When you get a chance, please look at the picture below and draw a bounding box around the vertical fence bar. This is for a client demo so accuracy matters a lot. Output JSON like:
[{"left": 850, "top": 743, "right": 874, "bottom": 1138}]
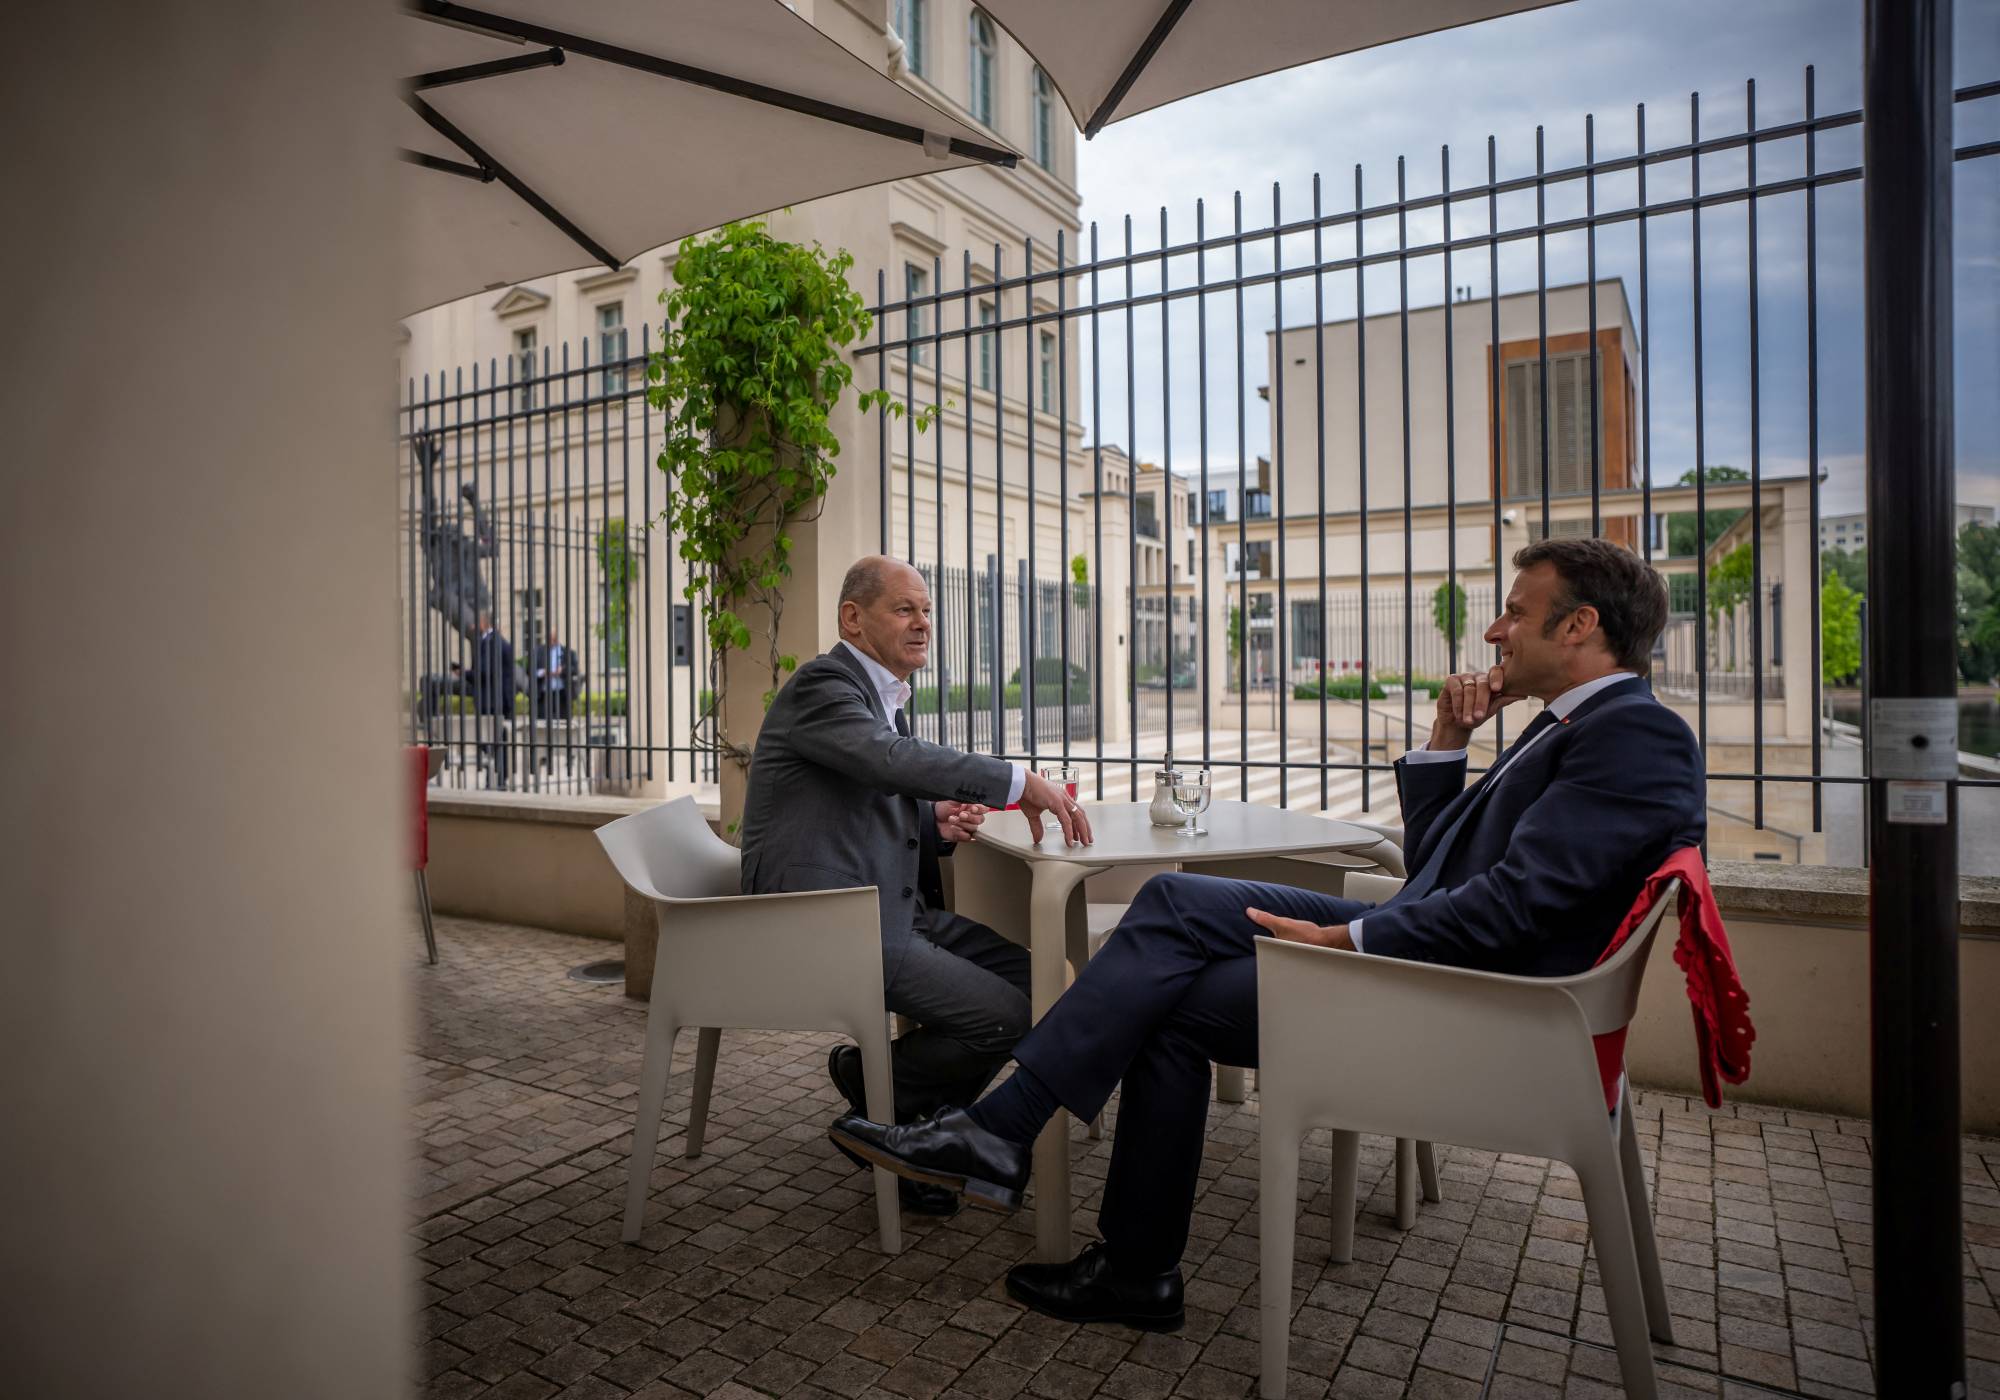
[
  {"left": 933, "top": 252, "right": 946, "bottom": 744},
  {"left": 406, "top": 381, "right": 419, "bottom": 746},
  {"left": 1747, "top": 78, "right": 1765, "bottom": 828},
  {"left": 1160, "top": 211, "right": 1174, "bottom": 772},
  {"left": 1234, "top": 191, "right": 1249, "bottom": 799},
  {"left": 1489, "top": 136, "right": 1507, "bottom": 764},
  {"left": 1806, "top": 67, "right": 1823, "bottom": 831},
  {"left": 1534, "top": 126, "right": 1551, "bottom": 540},
  {"left": 1089, "top": 225, "right": 1105, "bottom": 795},
  {"left": 1691, "top": 91, "right": 1710, "bottom": 757},
  {"left": 1024, "top": 235, "right": 1038, "bottom": 765},
  {"left": 1126, "top": 218, "right": 1139, "bottom": 793},
  {"left": 1397, "top": 158, "right": 1414, "bottom": 752},
  {"left": 641, "top": 322, "right": 653, "bottom": 782},
  {"left": 878, "top": 268, "right": 888, "bottom": 552},
  {"left": 1443, "top": 149, "right": 1460, "bottom": 686},
  {"left": 1313, "top": 176, "right": 1329, "bottom": 808},
  {"left": 1198, "top": 197, "right": 1213, "bottom": 779},
  {"left": 1272, "top": 184, "right": 1288, "bottom": 804},
  {"left": 906, "top": 261, "right": 918, "bottom": 566},
  {"left": 994, "top": 243, "right": 1007, "bottom": 759},
  {"left": 1355, "top": 167, "right": 1372, "bottom": 806},
  {"left": 1639, "top": 103, "right": 1654, "bottom": 567},
  {"left": 965, "top": 249, "right": 978, "bottom": 757},
  {"left": 1587, "top": 113, "right": 1602, "bottom": 536},
  {"left": 1057, "top": 230, "right": 1072, "bottom": 763}
]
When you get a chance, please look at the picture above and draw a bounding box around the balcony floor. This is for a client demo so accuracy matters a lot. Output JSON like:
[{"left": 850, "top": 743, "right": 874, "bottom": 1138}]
[{"left": 412, "top": 918, "right": 2000, "bottom": 1400}]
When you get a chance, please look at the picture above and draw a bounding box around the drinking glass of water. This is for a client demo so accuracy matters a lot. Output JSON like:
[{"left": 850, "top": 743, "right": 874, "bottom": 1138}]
[
  {"left": 1171, "top": 769, "right": 1211, "bottom": 836},
  {"left": 1040, "top": 764, "right": 1081, "bottom": 801}
]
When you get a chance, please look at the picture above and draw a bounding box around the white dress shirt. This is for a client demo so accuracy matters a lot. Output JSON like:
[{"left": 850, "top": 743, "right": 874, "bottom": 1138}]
[
  {"left": 1349, "top": 670, "right": 1641, "bottom": 951},
  {"left": 838, "top": 640, "right": 1027, "bottom": 806}
]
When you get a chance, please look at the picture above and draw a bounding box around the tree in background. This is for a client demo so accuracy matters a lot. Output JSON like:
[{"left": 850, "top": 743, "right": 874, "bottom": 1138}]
[
  {"left": 1821, "top": 545, "right": 1866, "bottom": 595},
  {"left": 1070, "top": 553, "right": 1088, "bottom": 587},
  {"left": 595, "top": 518, "right": 632, "bottom": 670},
  {"left": 1431, "top": 579, "right": 1469, "bottom": 653},
  {"left": 1667, "top": 465, "right": 1749, "bottom": 557},
  {"left": 1821, "top": 570, "right": 1861, "bottom": 686},
  {"left": 1705, "top": 541, "right": 1756, "bottom": 669},
  {"left": 1958, "top": 522, "right": 2000, "bottom": 684}
]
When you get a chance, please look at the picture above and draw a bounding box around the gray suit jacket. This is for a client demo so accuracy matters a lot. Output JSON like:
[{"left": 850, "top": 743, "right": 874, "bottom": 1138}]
[{"left": 738, "top": 645, "right": 1015, "bottom": 979}]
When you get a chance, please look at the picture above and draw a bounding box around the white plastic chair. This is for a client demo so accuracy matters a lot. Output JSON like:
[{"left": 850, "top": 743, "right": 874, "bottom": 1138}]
[
  {"left": 1254, "top": 879, "right": 1682, "bottom": 1400},
  {"left": 596, "top": 797, "right": 902, "bottom": 1255}
]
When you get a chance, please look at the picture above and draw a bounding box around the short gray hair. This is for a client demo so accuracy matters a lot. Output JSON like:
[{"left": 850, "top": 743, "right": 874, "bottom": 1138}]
[{"left": 838, "top": 555, "right": 913, "bottom": 610}]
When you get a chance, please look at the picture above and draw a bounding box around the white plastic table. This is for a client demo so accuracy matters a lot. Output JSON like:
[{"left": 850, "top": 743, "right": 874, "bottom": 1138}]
[{"left": 951, "top": 800, "right": 1384, "bottom": 1261}]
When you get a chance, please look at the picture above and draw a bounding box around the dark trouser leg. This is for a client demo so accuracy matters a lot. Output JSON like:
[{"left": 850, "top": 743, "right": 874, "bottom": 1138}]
[
  {"left": 1097, "top": 955, "right": 1260, "bottom": 1273},
  {"left": 884, "top": 910, "right": 1031, "bottom": 1123},
  {"left": 1012, "top": 872, "right": 1367, "bottom": 1123}
]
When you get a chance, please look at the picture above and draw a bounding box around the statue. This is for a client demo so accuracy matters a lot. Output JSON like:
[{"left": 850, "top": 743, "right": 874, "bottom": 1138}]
[{"left": 415, "top": 432, "right": 526, "bottom": 697}]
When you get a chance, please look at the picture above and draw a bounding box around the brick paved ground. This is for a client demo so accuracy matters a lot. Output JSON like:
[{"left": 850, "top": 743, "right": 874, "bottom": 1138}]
[{"left": 412, "top": 918, "right": 2000, "bottom": 1399}]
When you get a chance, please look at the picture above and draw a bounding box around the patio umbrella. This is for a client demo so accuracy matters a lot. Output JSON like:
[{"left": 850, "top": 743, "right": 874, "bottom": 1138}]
[
  {"left": 970, "top": 0, "right": 1570, "bottom": 138},
  {"left": 399, "top": 0, "right": 1019, "bottom": 312}
]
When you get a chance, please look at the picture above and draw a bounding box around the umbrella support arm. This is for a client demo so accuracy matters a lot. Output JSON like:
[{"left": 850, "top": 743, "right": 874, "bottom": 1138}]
[
  {"left": 412, "top": 47, "right": 566, "bottom": 92},
  {"left": 1082, "top": 0, "right": 1192, "bottom": 139},
  {"left": 410, "top": 0, "right": 1018, "bottom": 167},
  {"left": 404, "top": 92, "right": 622, "bottom": 271}
]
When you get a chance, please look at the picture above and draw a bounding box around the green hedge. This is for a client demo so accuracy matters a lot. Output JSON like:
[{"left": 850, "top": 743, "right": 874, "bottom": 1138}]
[
  {"left": 1291, "top": 675, "right": 1443, "bottom": 702},
  {"left": 910, "top": 679, "right": 1092, "bottom": 715},
  {"left": 428, "top": 690, "right": 629, "bottom": 718}
]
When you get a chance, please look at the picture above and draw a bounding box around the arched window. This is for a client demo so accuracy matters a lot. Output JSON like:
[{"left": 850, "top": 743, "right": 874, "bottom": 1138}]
[
  {"left": 968, "top": 10, "right": 995, "bottom": 128},
  {"left": 1032, "top": 66, "right": 1054, "bottom": 167}
]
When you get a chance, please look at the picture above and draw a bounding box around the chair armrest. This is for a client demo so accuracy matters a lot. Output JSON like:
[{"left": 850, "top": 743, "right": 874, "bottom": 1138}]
[
  {"left": 640, "top": 884, "right": 888, "bottom": 1032},
  {"left": 1344, "top": 871, "right": 1406, "bottom": 905},
  {"left": 1252, "top": 935, "right": 1612, "bottom": 1159}
]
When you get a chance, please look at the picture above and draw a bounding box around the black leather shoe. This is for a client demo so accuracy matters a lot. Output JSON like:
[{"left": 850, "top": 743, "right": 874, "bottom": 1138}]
[
  {"left": 1005, "top": 1242, "right": 1184, "bottom": 1331},
  {"left": 828, "top": 1047, "right": 959, "bottom": 1217},
  {"left": 899, "top": 1180, "right": 960, "bottom": 1217},
  {"left": 828, "top": 1044, "right": 867, "bottom": 1116},
  {"left": 828, "top": 1107, "right": 1030, "bottom": 1213}
]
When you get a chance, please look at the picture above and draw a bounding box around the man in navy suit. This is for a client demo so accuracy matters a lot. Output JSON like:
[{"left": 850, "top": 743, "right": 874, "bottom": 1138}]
[
  {"left": 472, "top": 613, "right": 515, "bottom": 787},
  {"left": 831, "top": 538, "right": 1706, "bottom": 1331}
]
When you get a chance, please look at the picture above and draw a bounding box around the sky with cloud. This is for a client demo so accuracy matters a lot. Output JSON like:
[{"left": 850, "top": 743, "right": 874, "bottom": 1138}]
[{"left": 1061, "top": 0, "right": 2000, "bottom": 517}]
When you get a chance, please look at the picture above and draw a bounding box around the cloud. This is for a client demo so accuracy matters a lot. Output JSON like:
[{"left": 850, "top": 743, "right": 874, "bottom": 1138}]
[{"left": 1060, "top": 0, "right": 2000, "bottom": 519}]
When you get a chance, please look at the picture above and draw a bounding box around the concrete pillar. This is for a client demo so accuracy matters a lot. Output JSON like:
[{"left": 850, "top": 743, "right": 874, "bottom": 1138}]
[{"left": 0, "top": 4, "right": 407, "bottom": 1397}]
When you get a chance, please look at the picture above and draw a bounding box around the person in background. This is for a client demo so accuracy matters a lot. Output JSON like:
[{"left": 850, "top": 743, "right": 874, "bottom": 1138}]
[{"left": 471, "top": 613, "right": 514, "bottom": 787}]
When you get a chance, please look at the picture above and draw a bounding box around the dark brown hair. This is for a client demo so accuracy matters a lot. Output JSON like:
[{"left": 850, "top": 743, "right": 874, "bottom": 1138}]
[{"left": 1512, "top": 537, "right": 1669, "bottom": 672}]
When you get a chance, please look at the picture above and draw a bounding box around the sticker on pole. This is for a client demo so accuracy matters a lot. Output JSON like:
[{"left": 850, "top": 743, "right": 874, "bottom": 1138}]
[
  {"left": 1884, "top": 780, "right": 1949, "bottom": 826},
  {"left": 1868, "top": 697, "right": 1959, "bottom": 780}
]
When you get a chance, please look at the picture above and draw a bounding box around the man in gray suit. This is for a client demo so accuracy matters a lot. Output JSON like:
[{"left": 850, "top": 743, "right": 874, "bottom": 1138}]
[{"left": 740, "top": 556, "right": 1089, "bottom": 1212}]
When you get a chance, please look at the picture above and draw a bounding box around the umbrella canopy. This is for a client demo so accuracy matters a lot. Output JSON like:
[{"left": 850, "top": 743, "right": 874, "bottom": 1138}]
[
  {"left": 971, "top": 0, "right": 1569, "bottom": 138},
  {"left": 399, "top": 0, "right": 1017, "bottom": 313}
]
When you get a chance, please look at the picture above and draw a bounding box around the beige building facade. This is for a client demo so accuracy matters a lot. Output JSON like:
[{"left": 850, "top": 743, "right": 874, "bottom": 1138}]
[{"left": 394, "top": 0, "right": 1114, "bottom": 786}]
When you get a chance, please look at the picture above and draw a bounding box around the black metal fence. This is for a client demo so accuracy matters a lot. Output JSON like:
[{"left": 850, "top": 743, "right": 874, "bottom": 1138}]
[
  {"left": 914, "top": 561, "right": 1095, "bottom": 753},
  {"left": 855, "top": 65, "right": 2000, "bottom": 855},
  {"left": 401, "top": 329, "right": 717, "bottom": 794}
]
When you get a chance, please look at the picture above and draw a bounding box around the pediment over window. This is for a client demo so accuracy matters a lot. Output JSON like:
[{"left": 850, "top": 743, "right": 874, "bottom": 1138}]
[{"left": 490, "top": 285, "right": 552, "bottom": 317}]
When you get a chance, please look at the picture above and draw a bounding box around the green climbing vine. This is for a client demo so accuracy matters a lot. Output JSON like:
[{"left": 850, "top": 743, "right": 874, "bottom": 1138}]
[{"left": 649, "top": 219, "right": 935, "bottom": 766}]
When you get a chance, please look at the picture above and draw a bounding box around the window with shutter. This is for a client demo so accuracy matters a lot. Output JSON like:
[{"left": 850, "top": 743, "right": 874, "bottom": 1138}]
[{"left": 1504, "top": 351, "right": 1602, "bottom": 499}]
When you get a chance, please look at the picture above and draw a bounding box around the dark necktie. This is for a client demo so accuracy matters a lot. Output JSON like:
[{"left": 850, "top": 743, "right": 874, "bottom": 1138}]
[
  {"left": 1400, "top": 707, "right": 1560, "bottom": 899},
  {"left": 893, "top": 708, "right": 911, "bottom": 738}
]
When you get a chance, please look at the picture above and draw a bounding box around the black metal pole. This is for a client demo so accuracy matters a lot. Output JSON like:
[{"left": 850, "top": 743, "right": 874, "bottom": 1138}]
[{"left": 1864, "top": 0, "right": 1963, "bottom": 1392}]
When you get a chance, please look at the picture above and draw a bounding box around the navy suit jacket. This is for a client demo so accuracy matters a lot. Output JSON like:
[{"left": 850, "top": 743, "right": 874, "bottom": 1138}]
[
  {"left": 1358, "top": 676, "right": 1705, "bottom": 978},
  {"left": 472, "top": 630, "right": 515, "bottom": 715}
]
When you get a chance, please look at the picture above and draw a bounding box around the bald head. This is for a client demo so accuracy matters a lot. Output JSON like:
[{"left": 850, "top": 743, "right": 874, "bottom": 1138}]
[{"left": 837, "top": 555, "right": 932, "bottom": 678}]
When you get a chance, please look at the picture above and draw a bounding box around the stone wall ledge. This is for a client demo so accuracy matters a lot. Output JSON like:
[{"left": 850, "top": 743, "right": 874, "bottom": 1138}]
[
  {"left": 426, "top": 789, "right": 719, "bottom": 829},
  {"left": 1707, "top": 858, "right": 2000, "bottom": 933}
]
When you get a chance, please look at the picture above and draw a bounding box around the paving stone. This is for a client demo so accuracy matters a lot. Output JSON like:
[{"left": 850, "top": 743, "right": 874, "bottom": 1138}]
[{"left": 403, "top": 918, "right": 1990, "bottom": 1400}]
